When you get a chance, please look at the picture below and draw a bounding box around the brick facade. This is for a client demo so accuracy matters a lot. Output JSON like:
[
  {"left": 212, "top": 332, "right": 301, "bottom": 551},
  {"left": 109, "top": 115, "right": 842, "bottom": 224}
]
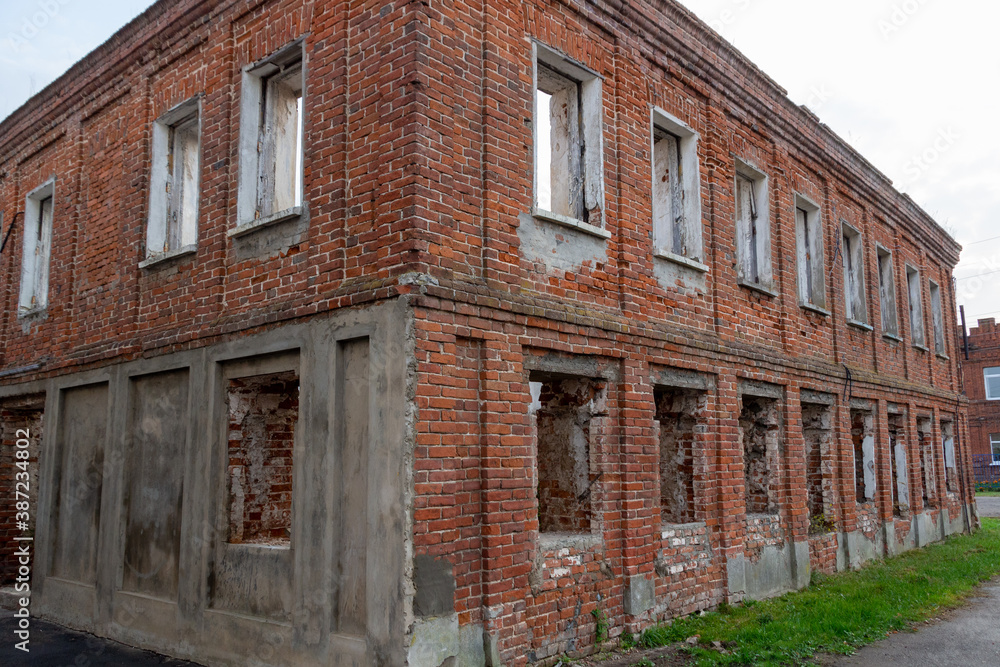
[
  {"left": 960, "top": 318, "right": 1000, "bottom": 480},
  {"left": 0, "top": 0, "right": 974, "bottom": 665}
]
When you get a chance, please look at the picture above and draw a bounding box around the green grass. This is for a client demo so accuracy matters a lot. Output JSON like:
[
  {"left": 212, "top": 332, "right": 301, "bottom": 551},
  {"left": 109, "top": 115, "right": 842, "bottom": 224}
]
[
  {"left": 638, "top": 518, "right": 1000, "bottom": 666},
  {"left": 976, "top": 491, "right": 1000, "bottom": 497}
]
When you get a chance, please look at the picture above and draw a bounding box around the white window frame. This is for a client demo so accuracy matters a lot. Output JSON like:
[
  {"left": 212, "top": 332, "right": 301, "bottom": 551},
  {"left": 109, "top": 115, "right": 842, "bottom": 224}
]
[
  {"left": 532, "top": 42, "right": 605, "bottom": 237},
  {"left": 651, "top": 108, "right": 704, "bottom": 268},
  {"left": 144, "top": 96, "right": 201, "bottom": 266},
  {"left": 906, "top": 264, "right": 926, "bottom": 349},
  {"left": 19, "top": 179, "right": 55, "bottom": 315},
  {"left": 235, "top": 39, "right": 305, "bottom": 234},
  {"left": 795, "top": 194, "right": 825, "bottom": 311},
  {"left": 929, "top": 279, "right": 946, "bottom": 356},
  {"left": 985, "top": 367, "right": 1000, "bottom": 401},
  {"left": 991, "top": 434, "right": 1000, "bottom": 465},
  {"left": 876, "top": 245, "right": 899, "bottom": 338},
  {"left": 841, "top": 222, "right": 868, "bottom": 327},
  {"left": 734, "top": 160, "right": 773, "bottom": 293}
]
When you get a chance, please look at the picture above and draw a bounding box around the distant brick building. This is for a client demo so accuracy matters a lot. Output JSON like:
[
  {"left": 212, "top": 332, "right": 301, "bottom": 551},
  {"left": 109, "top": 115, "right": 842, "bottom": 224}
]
[
  {"left": 0, "top": 0, "right": 974, "bottom": 665},
  {"left": 960, "top": 318, "right": 1000, "bottom": 482}
]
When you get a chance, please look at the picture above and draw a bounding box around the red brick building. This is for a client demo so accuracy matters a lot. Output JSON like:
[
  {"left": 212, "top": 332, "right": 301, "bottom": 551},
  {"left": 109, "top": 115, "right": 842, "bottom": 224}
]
[
  {"left": 0, "top": 0, "right": 973, "bottom": 665},
  {"left": 960, "top": 318, "right": 1000, "bottom": 482}
]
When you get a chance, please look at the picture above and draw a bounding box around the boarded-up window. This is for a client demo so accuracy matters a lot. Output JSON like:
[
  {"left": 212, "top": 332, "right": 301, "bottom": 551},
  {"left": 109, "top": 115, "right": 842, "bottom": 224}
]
[
  {"left": 533, "top": 45, "right": 604, "bottom": 227},
  {"left": 907, "top": 265, "right": 926, "bottom": 347},
  {"left": 941, "top": 420, "right": 957, "bottom": 492},
  {"left": 842, "top": 224, "right": 867, "bottom": 324},
  {"left": 851, "top": 409, "right": 876, "bottom": 502},
  {"left": 19, "top": 182, "right": 54, "bottom": 313},
  {"left": 929, "top": 280, "right": 945, "bottom": 355},
  {"left": 877, "top": 247, "right": 899, "bottom": 336},
  {"left": 887, "top": 411, "right": 909, "bottom": 517},
  {"left": 918, "top": 416, "right": 936, "bottom": 507},
  {"left": 146, "top": 98, "right": 200, "bottom": 258},
  {"left": 735, "top": 162, "right": 771, "bottom": 289},
  {"left": 652, "top": 111, "right": 702, "bottom": 263},
  {"left": 795, "top": 198, "right": 825, "bottom": 309}
]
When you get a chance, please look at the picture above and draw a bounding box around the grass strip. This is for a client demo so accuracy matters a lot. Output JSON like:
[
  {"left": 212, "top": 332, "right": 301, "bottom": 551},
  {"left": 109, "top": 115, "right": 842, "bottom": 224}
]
[
  {"left": 975, "top": 491, "right": 1000, "bottom": 497},
  {"left": 637, "top": 518, "right": 1000, "bottom": 666}
]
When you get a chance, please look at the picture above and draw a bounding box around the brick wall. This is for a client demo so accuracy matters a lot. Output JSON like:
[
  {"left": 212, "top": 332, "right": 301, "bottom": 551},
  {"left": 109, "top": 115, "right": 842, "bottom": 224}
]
[
  {"left": 960, "top": 318, "right": 1000, "bottom": 473},
  {"left": 0, "top": 0, "right": 974, "bottom": 665}
]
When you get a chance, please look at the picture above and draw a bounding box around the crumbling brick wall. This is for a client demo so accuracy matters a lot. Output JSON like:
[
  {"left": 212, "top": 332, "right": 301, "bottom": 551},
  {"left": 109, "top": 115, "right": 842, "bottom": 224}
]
[
  {"left": 0, "top": 397, "right": 43, "bottom": 585},
  {"left": 227, "top": 371, "right": 298, "bottom": 545}
]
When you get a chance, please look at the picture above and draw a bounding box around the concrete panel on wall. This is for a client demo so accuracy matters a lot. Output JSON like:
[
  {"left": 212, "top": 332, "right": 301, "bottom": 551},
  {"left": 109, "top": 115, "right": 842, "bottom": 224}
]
[
  {"left": 337, "top": 337, "right": 370, "bottom": 637},
  {"left": 122, "top": 369, "right": 189, "bottom": 600},
  {"left": 51, "top": 383, "right": 109, "bottom": 584}
]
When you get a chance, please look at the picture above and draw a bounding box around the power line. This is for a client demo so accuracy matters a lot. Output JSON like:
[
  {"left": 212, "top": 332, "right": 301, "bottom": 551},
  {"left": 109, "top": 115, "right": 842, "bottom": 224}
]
[
  {"left": 956, "top": 268, "right": 1000, "bottom": 281},
  {"left": 967, "top": 234, "right": 1000, "bottom": 246}
]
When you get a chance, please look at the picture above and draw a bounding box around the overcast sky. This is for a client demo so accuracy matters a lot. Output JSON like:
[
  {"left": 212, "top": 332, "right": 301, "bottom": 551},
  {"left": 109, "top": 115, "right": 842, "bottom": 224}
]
[{"left": 2, "top": 0, "right": 997, "bottom": 324}]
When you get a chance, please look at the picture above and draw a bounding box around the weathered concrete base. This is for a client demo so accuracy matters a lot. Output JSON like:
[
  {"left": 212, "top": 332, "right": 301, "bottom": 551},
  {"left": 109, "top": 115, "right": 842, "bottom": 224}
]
[
  {"left": 3, "top": 300, "right": 414, "bottom": 667},
  {"left": 840, "top": 529, "right": 883, "bottom": 570},
  {"left": 726, "top": 540, "right": 810, "bottom": 601}
]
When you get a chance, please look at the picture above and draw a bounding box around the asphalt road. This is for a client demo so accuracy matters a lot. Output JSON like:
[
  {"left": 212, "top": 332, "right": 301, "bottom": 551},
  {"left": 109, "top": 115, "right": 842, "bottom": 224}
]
[{"left": 0, "top": 609, "right": 203, "bottom": 666}]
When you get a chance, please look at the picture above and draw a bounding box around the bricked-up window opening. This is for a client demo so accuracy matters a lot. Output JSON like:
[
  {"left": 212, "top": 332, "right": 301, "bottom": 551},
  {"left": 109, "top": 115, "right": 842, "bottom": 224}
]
[
  {"left": 735, "top": 161, "right": 772, "bottom": 290},
  {"left": 237, "top": 41, "right": 305, "bottom": 226},
  {"left": 929, "top": 281, "right": 946, "bottom": 355},
  {"left": 531, "top": 376, "right": 605, "bottom": 534},
  {"left": 740, "top": 395, "right": 781, "bottom": 515},
  {"left": 918, "top": 416, "right": 936, "bottom": 507},
  {"left": 652, "top": 110, "right": 703, "bottom": 263},
  {"left": 0, "top": 397, "right": 44, "bottom": 586},
  {"left": 851, "top": 409, "right": 876, "bottom": 503},
  {"left": 146, "top": 98, "right": 200, "bottom": 259},
  {"left": 941, "top": 420, "right": 957, "bottom": 493},
  {"left": 802, "top": 403, "right": 833, "bottom": 532},
  {"left": 19, "top": 181, "right": 54, "bottom": 313},
  {"left": 655, "top": 387, "right": 704, "bottom": 524},
  {"left": 877, "top": 247, "right": 899, "bottom": 337},
  {"left": 842, "top": 223, "right": 867, "bottom": 325},
  {"left": 991, "top": 434, "right": 1000, "bottom": 465},
  {"left": 906, "top": 265, "right": 926, "bottom": 348},
  {"left": 795, "top": 197, "right": 825, "bottom": 309},
  {"left": 533, "top": 44, "right": 604, "bottom": 228},
  {"left": 985, "top": 367, "right": 1000, "bottom": 400},
  {"left": 226, "top": 370, "right": 298, "bottom": 545},
  {"left": 887, "top": 412, "right": 909, "bottom": 518}
]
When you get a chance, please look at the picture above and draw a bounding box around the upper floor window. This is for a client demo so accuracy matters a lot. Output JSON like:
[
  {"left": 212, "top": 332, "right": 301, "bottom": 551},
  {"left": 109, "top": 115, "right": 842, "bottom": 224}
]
[
  {"left": 929, "top": 280, "right": 945, "bottom": 355},
  {"left": 651, "top": 110, "right": 703, "bottom": 265},
  {"left": 795, "top": 196, "right": 825, "bottom": 310},
  {"left": 985, "top": 367, "right": 1000, "bottom": 400},
  {"left": 237, "top": 40, "right": 304, "bottom": 229},
  {"left": 19, "top": 180, "right": 54, "bottom": 314},
  {"left": 734, "top": 160, "right": 772, "bottom": 291},
  {"left": 841, "top": 223, "right": 867, "bottom": 326},
  {"left": 146, "top": 97, "right": 200, "bottom": 262},
  {"left": 876, "top": 246, "right": 899, "bottom": 337},
  {"left": 533, "top": 43, "right": 604, "bottom": 231},
  {"left": 906, "top": 265, "right": 926, "bottom": 348}
]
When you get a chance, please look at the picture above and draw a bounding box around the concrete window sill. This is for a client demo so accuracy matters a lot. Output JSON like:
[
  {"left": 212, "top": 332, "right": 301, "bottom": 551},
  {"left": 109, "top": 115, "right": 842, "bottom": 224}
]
[
  {"left": 800, "top": 302, "right": 830, "bottom": 317},
  {"left": 139, "top": 244, "right": 197, "bottom": 269},
  {"left": 847, "top": 319, "right": 873, "bottom": 332},
  {"left": 912, "top": 343, "right": 930, "bottom": 353},
  {"left": 936, "top": 352, "right": 950, "bottom": 361},
  {"left": 532, "top": 208, "right": 611, "bottom": 240},
  {"left": 229, "top": 206, "right": 303, "bottom": 239},
  {"left": 538, "top": 533, "right": 602, "bottom": 552},
  {"left": 654, "top": 250, "right": 710, "bottom": 274},
  {"left": 738, "top": 279, "right": 778, "bottom": 299},
  {"left": 17, "top": 306, "right": 47, "bottom": 320},
  {"left": 883, "top": 332, "right": 903, "bottom": 343}
]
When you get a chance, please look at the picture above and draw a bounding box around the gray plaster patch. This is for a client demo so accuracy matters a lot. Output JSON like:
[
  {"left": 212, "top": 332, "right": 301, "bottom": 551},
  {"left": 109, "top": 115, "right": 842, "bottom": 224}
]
[
  {"left": 516, "top": 212, "right": 607, "bottom": 275},
  {"left": 408, "top": 614, "right": 459, "bottom": 667},
  {"left": 413, "top": 555, "right": 456, "bottom": 618},
  {"left": 624, "top": 575, "right": 655, "bottom": 616}
]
